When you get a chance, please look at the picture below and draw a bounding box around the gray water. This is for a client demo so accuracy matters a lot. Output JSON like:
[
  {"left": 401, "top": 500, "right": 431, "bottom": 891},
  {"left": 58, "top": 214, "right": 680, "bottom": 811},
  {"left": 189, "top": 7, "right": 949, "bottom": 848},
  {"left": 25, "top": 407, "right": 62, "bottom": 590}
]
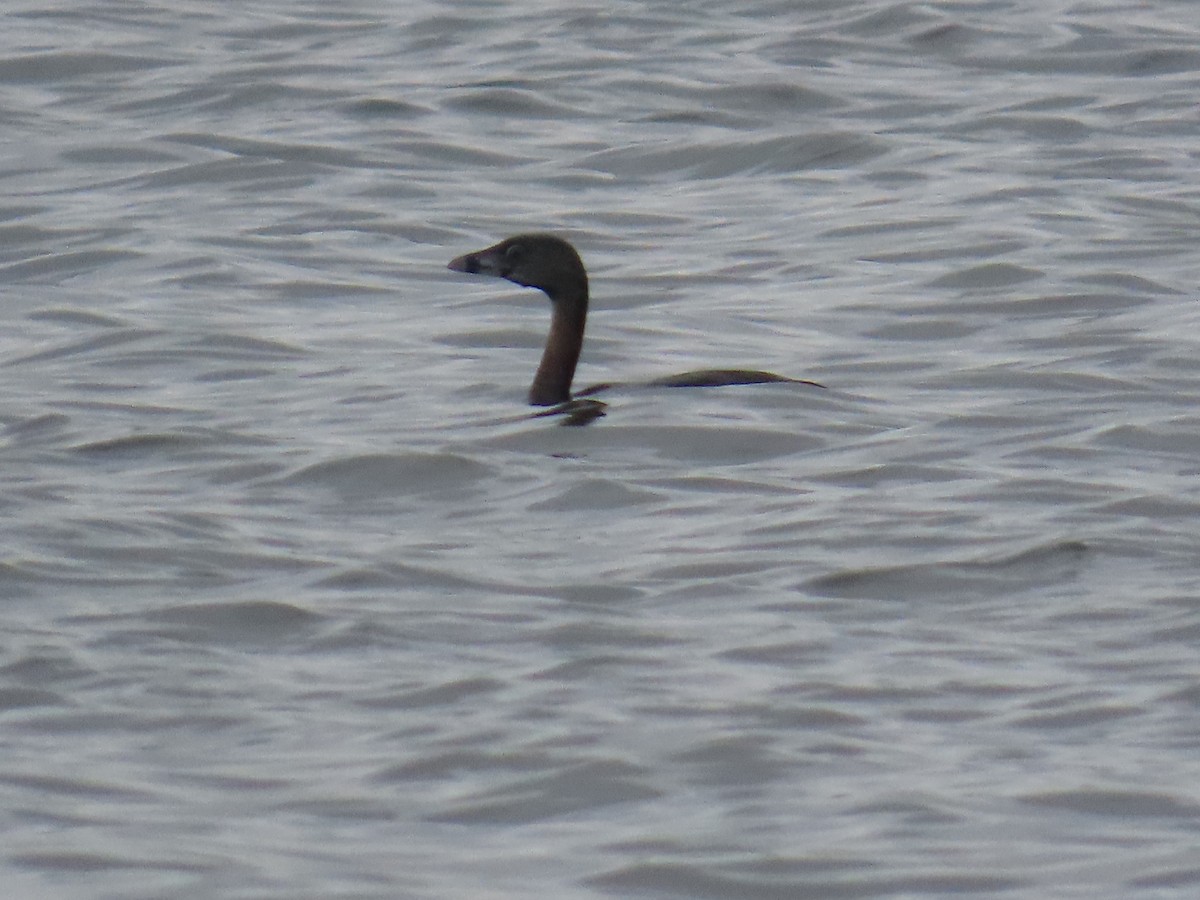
[{"left": 3, "top": 1, "right": 1200, "bottom": 897}]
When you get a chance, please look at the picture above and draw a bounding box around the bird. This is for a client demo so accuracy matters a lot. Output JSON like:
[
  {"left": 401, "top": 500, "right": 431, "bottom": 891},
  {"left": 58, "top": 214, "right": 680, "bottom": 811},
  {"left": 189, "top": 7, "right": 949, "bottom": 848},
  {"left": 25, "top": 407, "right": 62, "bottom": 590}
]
[{"left": 447, "top": 233, "right": 823, "bottom": 408}]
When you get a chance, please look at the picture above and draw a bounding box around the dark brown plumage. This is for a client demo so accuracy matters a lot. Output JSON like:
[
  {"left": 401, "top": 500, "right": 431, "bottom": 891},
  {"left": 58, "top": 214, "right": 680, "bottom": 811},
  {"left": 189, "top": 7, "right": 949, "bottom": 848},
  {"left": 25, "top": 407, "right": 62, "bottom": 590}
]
[{"left": 448, "top": 234, "right": 822, "bottom": 406}]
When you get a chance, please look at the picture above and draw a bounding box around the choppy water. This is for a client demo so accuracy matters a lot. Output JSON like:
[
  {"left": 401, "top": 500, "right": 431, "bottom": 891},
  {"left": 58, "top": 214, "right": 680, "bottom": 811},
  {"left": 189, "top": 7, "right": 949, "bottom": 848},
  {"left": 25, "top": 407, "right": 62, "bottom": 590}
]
[{"left": 3, "top": 1, "right": 1200, "bottom": 897}]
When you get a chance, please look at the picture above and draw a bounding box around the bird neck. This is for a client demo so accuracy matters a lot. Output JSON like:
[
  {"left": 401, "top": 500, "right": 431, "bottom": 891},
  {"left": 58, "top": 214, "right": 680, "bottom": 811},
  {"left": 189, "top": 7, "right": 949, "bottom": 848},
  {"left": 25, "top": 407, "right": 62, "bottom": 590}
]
[{"left": 529, "top": 286, "right": 587, "bottom": 406}]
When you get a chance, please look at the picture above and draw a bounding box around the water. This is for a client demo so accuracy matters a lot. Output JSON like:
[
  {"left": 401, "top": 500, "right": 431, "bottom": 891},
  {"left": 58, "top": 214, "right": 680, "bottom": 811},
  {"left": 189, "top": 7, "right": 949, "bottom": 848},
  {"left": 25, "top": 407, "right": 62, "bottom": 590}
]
[{"left": 3, "top": 1, "right": 1200, "bottom": 897}]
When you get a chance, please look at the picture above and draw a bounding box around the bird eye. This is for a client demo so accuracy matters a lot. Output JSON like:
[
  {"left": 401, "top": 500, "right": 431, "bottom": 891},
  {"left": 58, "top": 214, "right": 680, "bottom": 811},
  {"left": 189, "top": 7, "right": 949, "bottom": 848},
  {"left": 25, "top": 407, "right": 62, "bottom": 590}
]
[{"left": 504, "top": 243, "right": 524, "bottom": 262}]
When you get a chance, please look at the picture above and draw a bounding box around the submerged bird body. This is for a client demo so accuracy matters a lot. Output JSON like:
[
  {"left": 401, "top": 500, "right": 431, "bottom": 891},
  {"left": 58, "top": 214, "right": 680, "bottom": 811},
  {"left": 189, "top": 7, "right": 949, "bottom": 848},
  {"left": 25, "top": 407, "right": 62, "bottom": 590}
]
[{"left": 447, "top": 233, "right": 821, "bottom": 407}]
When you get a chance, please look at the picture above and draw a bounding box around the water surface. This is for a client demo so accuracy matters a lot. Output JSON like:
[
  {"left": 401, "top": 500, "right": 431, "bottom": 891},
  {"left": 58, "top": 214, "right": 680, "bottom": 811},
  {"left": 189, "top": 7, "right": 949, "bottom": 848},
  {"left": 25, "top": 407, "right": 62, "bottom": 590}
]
[{"left": 3, "top": 1, "right": 1200, "bottom": 898}]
